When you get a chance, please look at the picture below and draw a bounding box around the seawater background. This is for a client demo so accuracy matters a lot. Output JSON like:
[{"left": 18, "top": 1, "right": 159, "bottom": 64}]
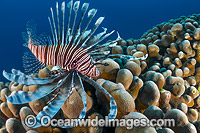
[{"left": 0, "top": 0, "right": 200, "bottom": 82}]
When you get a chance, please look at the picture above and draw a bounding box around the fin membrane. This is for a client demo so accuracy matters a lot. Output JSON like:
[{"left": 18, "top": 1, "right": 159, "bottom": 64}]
[
  {"left": 25, "top": 71, "right": 74, "bottom": 128},
  {"left": 3, "top": 69, "right": 66, "bottom": 86}
]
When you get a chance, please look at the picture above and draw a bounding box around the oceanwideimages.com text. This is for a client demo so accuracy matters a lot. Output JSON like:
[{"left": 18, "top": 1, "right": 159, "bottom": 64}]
[{"left": 25, "top": 115, "right": 175, "bottom": 129}]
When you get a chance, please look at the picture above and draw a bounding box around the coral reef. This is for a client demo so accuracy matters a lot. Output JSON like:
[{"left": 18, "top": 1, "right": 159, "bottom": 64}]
[{"left": 3, "top": 12, "right": 200, "bottom": 133}]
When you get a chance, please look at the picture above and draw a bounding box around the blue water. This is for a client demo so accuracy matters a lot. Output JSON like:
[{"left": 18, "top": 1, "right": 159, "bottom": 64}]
[{"left": 0, "top": 0, "right": 200, "bottom": 82}]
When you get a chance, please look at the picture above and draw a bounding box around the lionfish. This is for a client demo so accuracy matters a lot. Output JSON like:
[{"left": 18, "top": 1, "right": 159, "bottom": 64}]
[{"left": 3, "top": 0, "right": 147, "bottom": 128}]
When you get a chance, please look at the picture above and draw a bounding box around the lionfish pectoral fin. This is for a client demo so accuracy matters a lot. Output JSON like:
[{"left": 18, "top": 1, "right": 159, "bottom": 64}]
[
  {"left": 60, "top": 71, "right": 87, "bottom": 128},
  {"left": 74, "top": 72, "right": 87, "bottom": 119},
  {"left": 25, "top": 71, "right": 74, "bottom": 128},
  {"left": 3, "top": 69, "right": 60, "bottom": 86},
  {"left": 78, "top": 72, "right": 117, "bottom": 119},
  {"left": 23, "top": 51, "right": 45, "bottom": 75},
  {"left": 59, "top": 71, "right": 87, "bottom": 127},
  {"left": 6, "top": 84, "right": 57, "bottom": 104}
]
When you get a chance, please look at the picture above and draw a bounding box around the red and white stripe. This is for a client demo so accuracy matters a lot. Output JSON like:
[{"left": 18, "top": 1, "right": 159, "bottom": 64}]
[{"left": 28, "top": 42, "right": 99, "bottom": 78}]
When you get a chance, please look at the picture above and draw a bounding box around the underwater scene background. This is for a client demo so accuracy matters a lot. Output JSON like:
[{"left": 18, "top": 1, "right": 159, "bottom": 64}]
[
  {"left": 2, "top": 0, "right": 200, "bottom": 133},
  {"left": 1, "top": 0, "right": 200, "bottom": 82}
]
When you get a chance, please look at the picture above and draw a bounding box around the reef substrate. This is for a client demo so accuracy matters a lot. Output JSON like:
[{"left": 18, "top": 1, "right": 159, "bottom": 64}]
[{"left": 2, "top": 14, "right": 200, "bottom": 133}]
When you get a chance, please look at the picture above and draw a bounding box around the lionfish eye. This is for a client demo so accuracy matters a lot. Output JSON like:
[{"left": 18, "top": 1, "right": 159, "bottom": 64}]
[{"left": 103, "top": 63, "right": 109, "bottom": 66}]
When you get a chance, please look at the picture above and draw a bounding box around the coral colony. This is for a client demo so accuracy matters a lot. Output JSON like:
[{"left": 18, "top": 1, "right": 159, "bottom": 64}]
[{"left": 1, "top": 0, "right": 200, "bottom": 133}]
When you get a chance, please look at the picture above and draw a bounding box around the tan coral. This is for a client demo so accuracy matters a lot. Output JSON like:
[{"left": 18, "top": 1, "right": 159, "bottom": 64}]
[
  {"left": 140, "top": 61, "right": 147, "bottom": 72},
  {"left": 5, "top": 118, "right": 26, "bottom": 133},
  {"left": 115, "top": 112, "right": 156, "bottom": 133},
  {"left": 101, "top": 80, "right": 125, "bottom": 93},
  {"left": 159, "top": 89, "right": 171, "bottom": 113},
  {"left": 111, "top": 89, "right": 135, "bottom": 118},
  {"left": 29, "top": 96, "right": 49, "bottom": 115},
  {"left": 143, "top": 106, "right": 164, "bottom": 120},
  {"left": 125, "top": 61, "right": 141, "bottom": 76},
  {"left": 118, "top": 40, "right": 126, "bottom": 46},
  {"left": 173, "top": 68, "right": 183, "bottom": 77},
  {"left": 194, "top": 95, "right": 200, "bottom": 109},
  {"left": 116, "top": 69, "right": 133, "bottom": 90},
  {"left": 170, "top": 94, "right": 194, "bottom": 108},
  {"left": 62, "top": 89, "right": 93, "bottom": 119},
  {"left": 182, "top": 58, "right": 196, "bottom": 77},
  {"left": 136, "top": 44, "right": 147, "bottom": 55},
  {"left": 146, "top": 72, "right": 165, "bottom": 89},
  {"left": 170, "top": 23, "right": 183, "bottom": 36},
  {"left": 166, "top": 43, "right": 178, "bottom": 57},
  {"left": 19, "top": 106, "right": 53, "bottom": 132},
  {"left": 95, "top": 80, "right": 126, "bottom": 116},
  {"left": 72, "top": 113, "right": 104, "bottom": 133},
  {"left": 179, "top": 40, "right": 193, "bottom": 56},
  {"left": 163, "top": 57, "right": 173, "bottom": 68},
  {"left": 148, "top": 65, "right": 160, "bottom": 72},
  {"left": 162, "top": 70, "right": 172, "bottom": 80},
  {"left": 187, "top": 108, "right": 198, "bottom": 121},
  {"left": 194, "top": 28, "right": 200, "bottom": 40},
  {"left": 137, "top": 81, "right": 160, "bottom": 112},
  {"left": 185, "top": 86, "right": 199, "bottom": 99},
  {"left": 164, "top": 109, "right": 197, "bottom": 132},
  {"left": 177, "top": 103, "right": 188, "bottom": 114},
  {"left": 148, "top": 44, "right": 160, "bottom": 58},
  {"left": 0, "top": 102, "right": 14, "bottom": 118},
  {"left": 128, "top": 76, "right": 143, "bottom": 100},
  {"left": 7, "top": 92, "right": 23, "bottom": 118},
  {"left": 127, "top": 45, "right": 136, "bottom": 55},
  {"left": 174, "top": 58, "right": 182, "bottom": 68},
  {"left": 38, "top": 67, "right": 50, "bottom": 78},
  {"left": 132, "top": 51, "right": 144, "bottom": 58},
  {"left": 126, "top": 39, "right": 133, "bottom": 46},
  {"left": 97, "top": 58, "right": 120, "bottom": 82},
  {"left": 111, "top": 45, "right": 123, "bottom": 54},
  {"left": 10, "top": 83, "right": 23, "bottom": 92},
  {"left": 0, "top": 88, "right": 11, "bottom": 102}
]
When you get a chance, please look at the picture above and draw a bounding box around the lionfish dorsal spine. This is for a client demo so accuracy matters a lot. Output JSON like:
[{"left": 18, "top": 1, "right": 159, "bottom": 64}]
[
  {"left": 56, "top": 2, "right": 61, "bottom": 41},
  {"left": 75, "top": 8, "right": 96, "bottom": 46},
  {"left": 70, "top": 1, "right": 80, "bottom": 36},
  {"left": 61, "top": 2, "right": 65, "bottom": 45},
  {"left": 65, "top": 0, "right": 73, "bottom": 43},
  {"left": 25, "top": 1, "right": 129, "bottom": 77},
  {"left": 50, "top": 7, "right": 58, "bottom": 44},
  {"left": 48, "top": 17, "right": 56, "bottom": 45}
]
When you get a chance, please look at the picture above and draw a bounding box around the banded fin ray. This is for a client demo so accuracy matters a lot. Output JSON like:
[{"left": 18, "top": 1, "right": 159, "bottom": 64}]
[
  {"left": 60, "top": 71, "right": 88, "bottom": 128},
  {"left": 75, "top": 8, "right": 97, "bottom": 46},
  {"left": 27, "top": 71, "right": 74, "bottom": 128},
  {"left": 78, "top": 72, "right": 117, "bottom": 119},
  {"left": 3, "top": 69, "right": 65, "bottom": 86},
  {"left": 23, "top": 51, "right": 45, "bottom": 75},
  {"left": 6, "top": 84, "right": 57, "bottom": 104},
  {"left": 72, "top": 71, "right": 87, "bottom": 120},
  {"left": 56, "top": 2, "right": 61, "bottom": 41}
]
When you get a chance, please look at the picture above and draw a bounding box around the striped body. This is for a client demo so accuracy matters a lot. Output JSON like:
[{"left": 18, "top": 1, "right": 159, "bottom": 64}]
[{"left": 28, "top": 42, "right": 99, "bottom": 78}]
